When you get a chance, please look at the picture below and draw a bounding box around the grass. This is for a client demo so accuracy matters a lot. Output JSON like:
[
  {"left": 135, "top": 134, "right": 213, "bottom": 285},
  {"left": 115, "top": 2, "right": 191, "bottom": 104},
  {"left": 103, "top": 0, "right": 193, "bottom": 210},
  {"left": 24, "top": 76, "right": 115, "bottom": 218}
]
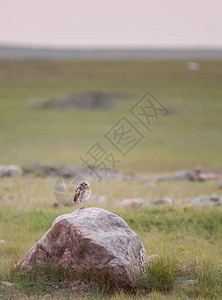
[
  {"left": 1, "top": 59, "right": 222, "bottom": 299},
  {"left": 0, "top": 178, "right": 222, "bottom": 299},
  {"left": 4, "top": 264, "right": 121, "bottom": 297},
  {"left": 0, "top": 60, "right": 222, "bottom": 172},
  {"left": 119, "top": 207, "right": 222, "bottom": 239},
  {"left": 137, "top": 256, "right": 179, "bottom": 293}
]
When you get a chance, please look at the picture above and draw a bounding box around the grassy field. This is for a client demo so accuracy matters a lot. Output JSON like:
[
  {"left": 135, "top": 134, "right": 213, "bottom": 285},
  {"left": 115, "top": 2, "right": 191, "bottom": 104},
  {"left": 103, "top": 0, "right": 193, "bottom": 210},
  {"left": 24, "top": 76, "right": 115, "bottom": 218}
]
[
  {"left": 0, "top": 178, "right": 222, "bottom": 299},
  {"left": 0, "top": 60, "right": 222, "bottom": 172},
  {"left": 0, "top": 59, "right": 222, "bottom": 299}
]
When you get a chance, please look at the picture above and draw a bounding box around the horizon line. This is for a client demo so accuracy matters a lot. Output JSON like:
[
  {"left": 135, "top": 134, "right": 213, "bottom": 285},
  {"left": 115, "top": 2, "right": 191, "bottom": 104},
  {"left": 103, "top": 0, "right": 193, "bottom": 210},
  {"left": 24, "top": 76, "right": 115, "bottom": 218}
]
[{"left": 1, "top": 43, "right": 222, "bottom": 51}]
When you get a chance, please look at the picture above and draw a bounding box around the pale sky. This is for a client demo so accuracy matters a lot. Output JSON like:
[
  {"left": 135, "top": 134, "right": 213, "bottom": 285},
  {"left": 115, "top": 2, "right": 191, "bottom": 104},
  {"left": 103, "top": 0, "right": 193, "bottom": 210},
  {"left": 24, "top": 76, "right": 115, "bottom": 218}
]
[{"left": 0, "top": 0, "right": 221, "bottom": 48}]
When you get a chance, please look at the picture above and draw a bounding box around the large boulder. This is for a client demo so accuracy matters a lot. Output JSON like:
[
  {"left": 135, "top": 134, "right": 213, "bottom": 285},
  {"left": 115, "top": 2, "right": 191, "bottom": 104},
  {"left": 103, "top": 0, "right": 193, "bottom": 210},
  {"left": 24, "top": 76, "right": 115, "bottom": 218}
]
[{"left": 15, "top": 207, "right": 147, "bottom": 285}]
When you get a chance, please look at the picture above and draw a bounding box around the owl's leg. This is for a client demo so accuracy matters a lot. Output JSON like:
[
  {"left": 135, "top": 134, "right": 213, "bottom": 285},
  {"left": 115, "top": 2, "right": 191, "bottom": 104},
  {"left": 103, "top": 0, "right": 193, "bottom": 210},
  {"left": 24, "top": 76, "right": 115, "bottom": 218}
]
[{"left": 80, "top": 200, "right": 83, "bottom": 209}]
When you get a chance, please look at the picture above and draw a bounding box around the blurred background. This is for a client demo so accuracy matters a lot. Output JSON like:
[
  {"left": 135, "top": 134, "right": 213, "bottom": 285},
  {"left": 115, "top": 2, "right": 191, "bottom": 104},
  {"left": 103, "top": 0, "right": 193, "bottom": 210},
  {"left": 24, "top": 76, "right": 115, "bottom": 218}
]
[{"left": 0, "top": 0, "right": 222, "bottom": 175}]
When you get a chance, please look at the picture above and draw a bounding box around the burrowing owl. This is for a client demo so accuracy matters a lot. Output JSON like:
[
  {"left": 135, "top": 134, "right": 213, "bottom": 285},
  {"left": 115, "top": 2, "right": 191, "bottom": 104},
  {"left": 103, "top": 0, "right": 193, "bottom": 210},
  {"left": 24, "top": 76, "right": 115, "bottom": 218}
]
[{"left": 73, "top": 181, "right": 91, "bottom": 208}]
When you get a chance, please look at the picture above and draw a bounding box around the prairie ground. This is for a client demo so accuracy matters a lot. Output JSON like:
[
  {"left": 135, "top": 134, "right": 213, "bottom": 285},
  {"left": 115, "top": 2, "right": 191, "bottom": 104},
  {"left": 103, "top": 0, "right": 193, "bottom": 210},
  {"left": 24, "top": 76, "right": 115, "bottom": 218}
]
[
  {"left": 0, "top": 177, "right": 222, "bottom": 299},
  {"left": 0, "top": 59, "right": 222, "bottom": 172},
  {"left": 0, "top": 59, "right": 222, "bottom": 299}
]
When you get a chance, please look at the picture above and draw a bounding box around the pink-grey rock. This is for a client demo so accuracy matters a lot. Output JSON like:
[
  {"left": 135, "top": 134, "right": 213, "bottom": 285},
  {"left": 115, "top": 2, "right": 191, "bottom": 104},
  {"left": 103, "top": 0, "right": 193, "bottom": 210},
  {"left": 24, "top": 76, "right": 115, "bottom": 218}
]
[
  {"left": 119, "top": 198, "right": 145, "bottom": 208},
  {"left": 0, "top": 165, "right": 22, "bottom": 177},
  {"left": 198, "top": 173, "right": 221, "bottom": 181},
  {"left": 15, "top": 207, "right": 147, "bottom": 285}
]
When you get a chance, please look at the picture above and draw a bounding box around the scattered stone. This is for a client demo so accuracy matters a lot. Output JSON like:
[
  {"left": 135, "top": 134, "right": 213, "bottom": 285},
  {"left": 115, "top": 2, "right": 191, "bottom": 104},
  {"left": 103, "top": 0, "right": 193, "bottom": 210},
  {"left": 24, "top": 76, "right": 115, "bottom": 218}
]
[
  {"left": 23, "top": 163, "right": 143, "bottom": 182},
  {"left": 199, "top": 173, "right": 221, "bottom": 181},
  {"left": 210, "top": 195, "right": 220, "bottom": 203},
  {"left": 191, "top": 195, "right": 221, "bottom": 207},
  {"left": 0, "top": 165, "right": 22, "bottom": 178},
  {"left": 156, "top": 168, "right": 222, "bottom": 183},
  {"left": 15, "top": 207, "right": 147, "bottom": 285},
  {"left": 155, "top": 174, "right": 179, "bottom": 182},
  {"left": 175, "top": 170, "right": 196, "bottom": 181},
  {"left": 1, "top": 281, "right": 14, "bottom": 287},
  {"left": 0, "top": 239, "right": 6, "bottom": 244},
  {"left": 119, "top": 198, "right": 145, "bottom": 208},
  {"left": 153, "top": 198, "right": 172, "bottom": 206},
  {"left": 186, "top": 62, "right": 200, "bottom": 71},
  {"left": 196, "top": 174, "right": 207, "bottom": 181},
  {"left": 194, "top": 165, "right": 221, "bottom": 181}
]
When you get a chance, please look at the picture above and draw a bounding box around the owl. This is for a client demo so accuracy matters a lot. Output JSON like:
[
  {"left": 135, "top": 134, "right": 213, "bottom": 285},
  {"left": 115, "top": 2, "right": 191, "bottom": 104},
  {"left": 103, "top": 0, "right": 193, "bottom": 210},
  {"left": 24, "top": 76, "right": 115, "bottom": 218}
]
[{"left": 73, "top": 181, "right": 91, "bottom": 208}]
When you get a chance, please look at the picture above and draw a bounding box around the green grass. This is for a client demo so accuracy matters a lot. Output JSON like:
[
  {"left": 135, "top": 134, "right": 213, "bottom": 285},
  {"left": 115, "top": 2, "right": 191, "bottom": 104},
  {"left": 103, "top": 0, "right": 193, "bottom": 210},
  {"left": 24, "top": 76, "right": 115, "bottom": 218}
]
[
  {"left": 1, "top": 178, "right": 222, "bottom": 299},
  {"left": 1, "top": 204, "right": 222, "bottom": 299},
  {"left": 118, "top": 207, "right": 222, "bottom": 239},
  {"left": 137, "top": 256, "right": 179, "bottom": 293},
  {"left": 1, "top": 59, "right": 222, "bottom": 299},
  {"left": 0, "top": 60, "right": 222, "bottom": 172},
  {"left": 4, "top": 264, "right": 120, "bottom": 297}
]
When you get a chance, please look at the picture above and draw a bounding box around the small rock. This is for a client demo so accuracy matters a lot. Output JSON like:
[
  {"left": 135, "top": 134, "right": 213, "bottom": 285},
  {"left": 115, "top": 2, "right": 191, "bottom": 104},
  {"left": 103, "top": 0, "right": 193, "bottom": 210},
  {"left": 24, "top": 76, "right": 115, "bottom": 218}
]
[
  {"left": 153, "top": 198, "right": 172, "bottom": 206},
  {"left": 119, "top": 198, "right": 145, "bottom": 208},
  {"left": 199, "top": 173, "right": 220, "bottom": 181},
  {"left": 175, "top": 170, "right": 195, "bottom": 181},
  {"left": 23, "top": 163, "right": 144, "bottom": 182},
  {"left": 1, "top": 281, "right": 14, "bottom": 287},
  {"left": 186, "top": 62, "right": 200, "bottom": 71},
  {"left": 0, "top": 165, "right": 22, "bottom": 178},
  {"left": 15, "top": 207, "right": 147, "bottom": 285},
  {"left": 210, "top": 195, "right": 220, "bottom": 203},
  {"left": 196, "top": 173, "right": 207, "bottom": 181},
  {"left": 191, "top": 195, "right": 221, "bottom": 207},
  {"left": 0, "top": 240, "right": 6, "bottom": 245}
]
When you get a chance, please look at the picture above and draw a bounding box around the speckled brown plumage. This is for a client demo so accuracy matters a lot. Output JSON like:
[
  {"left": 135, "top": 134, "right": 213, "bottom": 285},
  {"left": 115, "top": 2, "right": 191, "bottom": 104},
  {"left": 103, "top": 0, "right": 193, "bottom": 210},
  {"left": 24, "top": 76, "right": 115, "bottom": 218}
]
[{"left": 74, "top": 181, "right": 91, "bottom": 208}]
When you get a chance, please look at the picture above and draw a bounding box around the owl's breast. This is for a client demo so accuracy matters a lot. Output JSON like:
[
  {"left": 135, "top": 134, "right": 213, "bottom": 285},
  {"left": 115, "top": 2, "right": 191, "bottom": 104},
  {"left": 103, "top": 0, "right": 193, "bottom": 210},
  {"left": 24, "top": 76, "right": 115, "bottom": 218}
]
[{"left": 82, "top": 187, "right": 91, "bottom": 200}]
